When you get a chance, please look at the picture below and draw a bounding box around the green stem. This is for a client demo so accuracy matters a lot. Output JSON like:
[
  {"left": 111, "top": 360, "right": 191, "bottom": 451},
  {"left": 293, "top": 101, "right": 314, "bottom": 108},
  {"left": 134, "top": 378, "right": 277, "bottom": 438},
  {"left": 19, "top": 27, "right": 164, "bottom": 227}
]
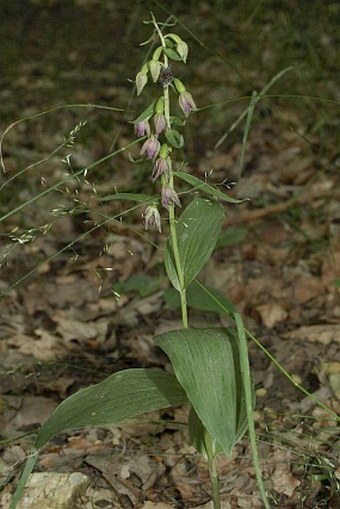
[
  {"left": 152, "top": 15, "right": 188, "bottom": 328},
  {"left": 168, "top": 200, "right": 188, "bottom": 328},
  {"left": 208, "top": 455, "right": 221, "bottom": 509},
  {"left": 234, "top": 313, "right": 271, "bottom": 509}
]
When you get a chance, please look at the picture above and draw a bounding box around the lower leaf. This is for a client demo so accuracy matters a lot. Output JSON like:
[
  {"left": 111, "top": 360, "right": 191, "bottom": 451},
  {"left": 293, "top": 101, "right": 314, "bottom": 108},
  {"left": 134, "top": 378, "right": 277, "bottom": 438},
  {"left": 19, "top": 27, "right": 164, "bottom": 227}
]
[
  {"left": 35, "top": 368, "right": 187, "bottom": 449},
  {"left": 155, "top": 327, "right": 251, "bottom": 456}
]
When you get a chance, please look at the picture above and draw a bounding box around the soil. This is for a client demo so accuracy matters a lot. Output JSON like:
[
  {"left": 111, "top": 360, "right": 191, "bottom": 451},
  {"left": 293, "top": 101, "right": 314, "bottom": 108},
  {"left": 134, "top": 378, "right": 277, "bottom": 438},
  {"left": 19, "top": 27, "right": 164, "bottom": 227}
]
[{"left": 0, "top": 2, "right": 339, "bottom": 508}]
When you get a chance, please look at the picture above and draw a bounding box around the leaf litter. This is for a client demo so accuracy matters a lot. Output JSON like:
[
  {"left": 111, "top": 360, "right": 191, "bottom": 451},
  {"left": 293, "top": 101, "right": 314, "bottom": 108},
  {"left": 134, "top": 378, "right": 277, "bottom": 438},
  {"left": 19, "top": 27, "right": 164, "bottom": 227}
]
[{"left": 1, "top": 1, "right": 340, "bottom": 508}]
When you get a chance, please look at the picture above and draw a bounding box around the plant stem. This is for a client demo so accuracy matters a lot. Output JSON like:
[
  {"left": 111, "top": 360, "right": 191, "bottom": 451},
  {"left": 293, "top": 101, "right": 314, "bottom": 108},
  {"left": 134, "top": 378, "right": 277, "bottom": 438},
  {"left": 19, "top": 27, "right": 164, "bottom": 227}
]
[
  {"left": 208, "top": 455, "right": 221, "bottom": 509},
  {"left": 234, "top": 313, "right": 271, "bottom": 509},
  {"left": 168, "top": 200, "right": 188, "bottom": 328},
  {"left": 153, "top": 15, "right": 188, "bottom": 328}
]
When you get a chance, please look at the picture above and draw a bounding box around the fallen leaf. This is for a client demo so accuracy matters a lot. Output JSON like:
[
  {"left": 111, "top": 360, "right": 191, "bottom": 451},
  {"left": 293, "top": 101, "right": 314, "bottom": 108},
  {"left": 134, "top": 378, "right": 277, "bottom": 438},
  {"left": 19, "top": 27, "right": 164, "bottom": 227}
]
[
  {"left": 283, "top": 325, "right": 340, "bottom": 344},
  {"left": 270, "top": 450, "right": 300, "bottom": 497},
  {"left": 255, "top": 303, "right": 288, "bottom": 328}
]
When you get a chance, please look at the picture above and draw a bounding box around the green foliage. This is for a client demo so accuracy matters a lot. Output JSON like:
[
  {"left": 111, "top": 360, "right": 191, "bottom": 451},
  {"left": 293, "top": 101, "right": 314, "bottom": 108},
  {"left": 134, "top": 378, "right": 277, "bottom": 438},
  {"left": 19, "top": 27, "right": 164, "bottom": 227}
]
[
  {"left": 100, "top": 192, "right": 156, "bottom": 203},
  {"left": 164, "top": 197, "right": 225, "bottom": 291},
  {"left": 115, "top": 274, "right": 162, "bottom": 297},
  {"left": 34, "top": 368, "right": 187, "bottom": 449},
  {"left": 155, "top": 327, "right": 250, "bottom": 457},
  {"left": 165, "top": 128, "right": 184, "bottom": 148},
  {"left": 164, "top": 279, "right": 235, "bottom": 314},
  {"left": 216, "top": 227, "right": 248, "bottom": 248},
  {"left": 9, "top": 369, "right": 187, "bottom": 509},
  {"left": 174, "top": 170, "right": 245, "bottom": 204}
]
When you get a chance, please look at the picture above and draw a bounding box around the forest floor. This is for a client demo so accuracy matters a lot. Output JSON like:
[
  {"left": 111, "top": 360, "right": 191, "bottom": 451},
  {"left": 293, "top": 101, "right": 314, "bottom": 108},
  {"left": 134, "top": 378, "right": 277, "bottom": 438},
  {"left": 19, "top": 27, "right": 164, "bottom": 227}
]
[{"left": 0, "top": 1, "right": 339, "bottom": 508}]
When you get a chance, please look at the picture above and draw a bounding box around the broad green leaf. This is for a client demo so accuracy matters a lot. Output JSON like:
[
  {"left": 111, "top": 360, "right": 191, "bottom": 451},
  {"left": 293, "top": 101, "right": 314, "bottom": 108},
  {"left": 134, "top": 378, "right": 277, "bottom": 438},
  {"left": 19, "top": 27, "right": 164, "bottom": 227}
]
[
  {"left": 165, "top": 129, "right": 184, "bottom": 148},
  {"left": 34, "top": 368, "right": 187, "bottom": 449},
  {"left": 164, "top": 198, "right": 225, "bottom": 290},
  {"left": 216, "top": 227, "right": 248, "bottom": 248},
  {"left": 100, "top": 192, "right": 156, "bottom": 203},
  {"left": 164, "top": 48, "right": 182, "bottom": 61},
  {"left": 155, "top": 328, "right": 250, "bottom": 456},
  {"left": 133, "top": 101, "right": 156, "bottom": 124},
  {"left": 174, "top": 171, "right": 246, "bottom": 204},
  {"left": 164, "top": 280, "right": 235, "bottom": 314}
]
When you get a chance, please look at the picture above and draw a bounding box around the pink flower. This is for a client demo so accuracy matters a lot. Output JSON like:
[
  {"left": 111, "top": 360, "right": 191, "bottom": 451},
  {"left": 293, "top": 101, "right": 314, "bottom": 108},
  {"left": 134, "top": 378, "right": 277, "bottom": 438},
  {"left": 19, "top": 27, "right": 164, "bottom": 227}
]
[
  {"left": 161, "top": 186, "right": 181, "bottom": 210},
  {"left": 153, "top": 113, "right": 167, "bottom": 135},
  {"left": 140, "top": 135, "right": 161, "bottom": 160},
  {"left": 134, "top": 119, "right": 151, "bottom": 138},
  {"left": 179, "top": 91, "right": 197, "bottom": 117},
  {"left": 144, "top": 206, "right": 161, "bottom": 233},
  {"left": 152, "top": 158, "right": 169, "bottom": 182}
]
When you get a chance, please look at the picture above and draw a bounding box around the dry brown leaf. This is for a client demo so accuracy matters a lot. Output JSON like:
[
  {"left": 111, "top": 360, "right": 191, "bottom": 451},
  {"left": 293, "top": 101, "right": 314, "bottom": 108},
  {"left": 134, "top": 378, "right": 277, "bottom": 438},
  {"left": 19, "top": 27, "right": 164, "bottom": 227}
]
[
  {"left": 53, "top": 311, "right": 108, "bottom": 345},
  {"left": 283, "top": 324, "right": 340, "bottom": 344},
  {"left": 6, "top": 331, "right": 64, "bottom": 361},
  {"left": 141, "top": 502, "right": 174, "bottom": 509},
  {"left": 270, "top": 451, "right": 300, "bottom": 497},
  {"left": 0, "top": 395, "right": 57, "bottom": 433},
  {"left": 255, "top": 303, "right": 288, "bottom": 328},
  {"left": 292, "top": 275, "right": 324, "bottom": 303}
]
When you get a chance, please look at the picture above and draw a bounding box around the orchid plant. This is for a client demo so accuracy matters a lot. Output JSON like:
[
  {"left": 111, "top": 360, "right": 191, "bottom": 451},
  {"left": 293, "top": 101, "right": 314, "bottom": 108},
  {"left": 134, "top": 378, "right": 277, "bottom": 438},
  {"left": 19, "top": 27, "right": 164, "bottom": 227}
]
[{"left": 9, "top": 15, "right": 271, "bottom": 509}]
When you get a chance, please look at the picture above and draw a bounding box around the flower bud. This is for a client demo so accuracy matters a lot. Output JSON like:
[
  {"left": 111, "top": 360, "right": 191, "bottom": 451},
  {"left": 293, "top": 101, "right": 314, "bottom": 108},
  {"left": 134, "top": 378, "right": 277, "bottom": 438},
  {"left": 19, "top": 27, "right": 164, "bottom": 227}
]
[
  {"left": 161, "top": 186, "right": 181, "bottom": 210},
  {"left": 149, "top": 59, "right": 161, "bottom": 82},
  {"left": 153, "top": 113, "right": 167, "bottom": 135},
  {"left": 166, "top": 34, "right": 189, "bottom": 63},
  {"left": 173, "top": 78, "right": 186, "bottom": 94},
  {"left": 152, "top": 157, "right": 169, "bottom": 182},
  {"left": 134, "top": 119, "right": 151, "bottom": 138},
  {"left": 144, "top": 206, "right": 161, "bottom": 233},
  {"left": 136, "top": 68, "right": 148, "bottom": 96},
  {"left": 176, "top": 40, "right": 188, "bottom": 63},
  {"left": 179, "top": 91, "right": 197, "bottom": 117},
  {"left": 140, "top": 135, "right": 161, "bottom": 160},
  {"left": 155, "top": 96, "right": 164, "bottom": 114}
]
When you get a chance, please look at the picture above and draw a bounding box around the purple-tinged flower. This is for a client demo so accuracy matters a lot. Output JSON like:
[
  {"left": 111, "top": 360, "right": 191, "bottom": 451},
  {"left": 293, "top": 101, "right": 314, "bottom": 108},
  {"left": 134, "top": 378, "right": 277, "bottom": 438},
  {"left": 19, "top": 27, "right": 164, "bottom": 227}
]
[
  {"left": 153, "top": 113, "right": 167, "bottom": 135},
  {"left": 144, "top": 206, "right": 161, "bottom": 233},
  {"left": 161, "top": 186, "right": 181, "bottom": 210},
  {"left": 179, "top": 91, "right": 197, "bottom": 117},
  {"left": 140, "top": 135, "right": 161, "bottom": 160},
  {"left": 134, "top": 119, "right": 151, "bottom": 138},
  {"left": 152, "top": 157, "right": 169, "bottom": 182}
]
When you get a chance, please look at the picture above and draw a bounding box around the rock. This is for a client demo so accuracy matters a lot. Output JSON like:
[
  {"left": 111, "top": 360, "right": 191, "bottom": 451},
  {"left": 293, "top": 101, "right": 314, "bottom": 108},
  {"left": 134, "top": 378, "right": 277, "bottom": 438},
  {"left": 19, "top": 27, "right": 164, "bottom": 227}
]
[{"left": 16, "top": 472, "right": 90, "bottom": 509}]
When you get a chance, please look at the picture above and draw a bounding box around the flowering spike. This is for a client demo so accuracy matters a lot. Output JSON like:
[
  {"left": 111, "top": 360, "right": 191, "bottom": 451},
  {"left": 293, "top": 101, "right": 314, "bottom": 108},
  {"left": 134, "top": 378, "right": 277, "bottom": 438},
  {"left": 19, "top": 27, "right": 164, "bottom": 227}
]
[
  {"left": 179, "top": 91, "right": 197, "bottom": 117},
  {"left": 134, "top": 119, "right": 151, "bottom": 138},
  {"left": 153, "top": 113, "right": 167, "bottom": 135},
  {"left": 144, "top": 206, "right": 161, "bottom": 233},
  {"left": 161, "top": 186, "right": 181, "bottom": 210},
  {"left": 152, "top": 157, "right": 169, "bottom": 182},
  {"left": 140, "top": 135, "right": 161, "bottom": 160}
]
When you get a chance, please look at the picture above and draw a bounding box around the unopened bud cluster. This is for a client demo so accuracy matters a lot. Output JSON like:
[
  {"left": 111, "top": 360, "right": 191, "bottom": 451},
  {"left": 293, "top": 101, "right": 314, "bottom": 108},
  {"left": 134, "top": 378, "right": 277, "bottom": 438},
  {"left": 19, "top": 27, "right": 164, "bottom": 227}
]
[{"left": 133, "top": 27, "right": 197, "bottom": 232}]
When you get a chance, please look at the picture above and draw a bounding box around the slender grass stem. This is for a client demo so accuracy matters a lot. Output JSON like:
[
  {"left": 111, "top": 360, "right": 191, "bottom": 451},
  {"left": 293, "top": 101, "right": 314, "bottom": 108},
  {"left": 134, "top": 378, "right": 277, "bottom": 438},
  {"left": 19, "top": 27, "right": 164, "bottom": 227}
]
[{"left": 234, "top": 313, "right": 271, "bottom": 509}]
